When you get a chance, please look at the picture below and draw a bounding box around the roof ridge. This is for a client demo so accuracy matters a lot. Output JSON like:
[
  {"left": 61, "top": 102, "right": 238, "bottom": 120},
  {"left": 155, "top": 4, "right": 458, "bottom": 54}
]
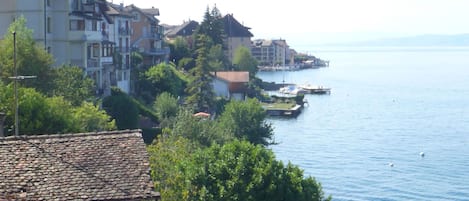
[{"left": 0, "top": 129, "right": 142, "bottom": 141}]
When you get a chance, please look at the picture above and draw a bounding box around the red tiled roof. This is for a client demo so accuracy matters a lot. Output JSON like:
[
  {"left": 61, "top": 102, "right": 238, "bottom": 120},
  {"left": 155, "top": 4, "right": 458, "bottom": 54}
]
[
  {"left": 0, "top": 130, "right": 160, "bottom": 201},
  {"left": 213, "top": 71, "right": 250, "bottom": 83}
]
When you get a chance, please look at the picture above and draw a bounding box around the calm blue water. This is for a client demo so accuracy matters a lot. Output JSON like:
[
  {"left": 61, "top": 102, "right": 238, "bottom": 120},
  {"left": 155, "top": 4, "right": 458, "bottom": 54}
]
[{"left": 259, "top": 47, "right": 469, "bottom": 201}]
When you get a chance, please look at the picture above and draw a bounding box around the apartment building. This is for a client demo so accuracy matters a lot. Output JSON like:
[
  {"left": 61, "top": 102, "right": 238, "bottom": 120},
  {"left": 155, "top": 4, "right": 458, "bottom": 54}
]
[
  {"left": 106, "top": 3, "right": 132, "bottom": 93},
  {"left": 0, "top": 0, "right": 169, "bottom": 95},
  {"left": 126, "top": 4, "right": 169, "bottom": 68},
  {"left": 251, "top": 39, "right": 291, "bottom": 66},
  {"left": 0, "top": 0, "right": 114, "bottom": 94}
]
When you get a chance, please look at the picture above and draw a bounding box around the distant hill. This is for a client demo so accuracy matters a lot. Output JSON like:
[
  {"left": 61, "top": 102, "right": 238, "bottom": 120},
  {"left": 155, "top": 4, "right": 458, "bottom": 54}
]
[{"left": 335, "top": 34, "right": 469, "bottom": 47}]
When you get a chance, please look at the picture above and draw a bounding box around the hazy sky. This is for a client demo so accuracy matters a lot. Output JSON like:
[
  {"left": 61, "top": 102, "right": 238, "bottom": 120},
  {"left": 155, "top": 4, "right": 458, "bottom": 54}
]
[{"left": 125, "top": 0, "right": 469, "bottom": 49}]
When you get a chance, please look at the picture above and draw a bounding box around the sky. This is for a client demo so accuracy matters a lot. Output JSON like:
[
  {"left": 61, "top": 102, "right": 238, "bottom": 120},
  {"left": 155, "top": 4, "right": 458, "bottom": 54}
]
[{"left": 123, "top": 0, "right": 469, "bottom": 50}]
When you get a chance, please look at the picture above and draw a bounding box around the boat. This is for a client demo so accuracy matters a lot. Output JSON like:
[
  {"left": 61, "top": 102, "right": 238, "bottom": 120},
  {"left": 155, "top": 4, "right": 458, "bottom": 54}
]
[{"left": 279, "top": 85, "right": 308, "bottom": 95}]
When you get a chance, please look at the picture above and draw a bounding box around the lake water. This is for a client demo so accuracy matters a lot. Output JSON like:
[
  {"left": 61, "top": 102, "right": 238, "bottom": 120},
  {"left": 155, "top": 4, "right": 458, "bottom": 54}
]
[{"left": 258, "top": 47, "right": 469, "bottom": 201}]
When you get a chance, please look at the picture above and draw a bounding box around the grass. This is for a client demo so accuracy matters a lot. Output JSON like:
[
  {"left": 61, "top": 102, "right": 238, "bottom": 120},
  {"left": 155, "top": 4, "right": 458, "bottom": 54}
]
[{"left": 262, "top": 102, "right": 297, "bottom": 110}]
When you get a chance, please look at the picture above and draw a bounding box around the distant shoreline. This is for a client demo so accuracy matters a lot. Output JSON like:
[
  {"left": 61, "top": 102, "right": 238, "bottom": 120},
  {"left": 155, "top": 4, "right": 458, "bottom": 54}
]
[{"left": 309, "top": 46, "right": 469, "bottom": 53}]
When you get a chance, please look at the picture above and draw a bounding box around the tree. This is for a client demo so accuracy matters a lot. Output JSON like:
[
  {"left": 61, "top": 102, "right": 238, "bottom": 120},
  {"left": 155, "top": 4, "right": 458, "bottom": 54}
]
[
  {"left": 153, "top": 92, "right": 179, "bottom": 128},
  {"left": 171, "top": 109, "right": 232, "bottom": 147},
  {"left": 0, "top": 16, "right": 54, "bottom": 93},
  {"left": 169, "top": 36, "right": 191, "bottom": 66},
  {"left": 102, "top": 88, "right": 139, "bottom": 130},
  {"left": 0, "top": 82, "right": 115, "bottom": 135},
  {"left": 148, "top": 134, "right": 197, "bottom": 201},
  {"left": 72, "top": 102, "right": 116, "bottom": 132},
  {"left": 186, "top": 140, "right": 330, "bottom": 201},
  {"left": 196, "top": 6, "right": 225, "bottom": 47},
  {"left": 233, "top": 46, "right": 259, "bottom": 77},
  {"left": 218, "top": 99, "right": 274, "bottom": 146},
  {"left": 145, "top": 63, "right": 187, "bottom": 97},
  {"left": 50, "top": 65, "right": 95, "bottom": 106},
  {"left": 185, "top": 35, "right": 216, "bottom": 112},
  {"left": 208, "top": 44, "right": 226, "bottom": 71}
]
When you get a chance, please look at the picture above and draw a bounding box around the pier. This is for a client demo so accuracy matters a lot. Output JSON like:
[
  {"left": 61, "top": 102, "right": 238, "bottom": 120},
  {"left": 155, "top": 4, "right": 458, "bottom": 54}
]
[{"left": 264, "top": 104, "right": 302, "bottom": 117}]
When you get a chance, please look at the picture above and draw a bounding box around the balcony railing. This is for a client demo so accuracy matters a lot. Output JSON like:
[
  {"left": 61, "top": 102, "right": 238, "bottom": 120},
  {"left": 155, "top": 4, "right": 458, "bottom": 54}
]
[
  {"left": 87, "top": 58, "right": 99, "bottom": 68},
  {"left": 101, "top": 56, "right": 113, "bottom": 64}
]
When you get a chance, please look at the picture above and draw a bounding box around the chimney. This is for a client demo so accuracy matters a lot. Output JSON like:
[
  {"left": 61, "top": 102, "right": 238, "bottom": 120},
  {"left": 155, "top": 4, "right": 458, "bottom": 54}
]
[{"left": 0, "top": 112, "right": 6, "bottom": 137}]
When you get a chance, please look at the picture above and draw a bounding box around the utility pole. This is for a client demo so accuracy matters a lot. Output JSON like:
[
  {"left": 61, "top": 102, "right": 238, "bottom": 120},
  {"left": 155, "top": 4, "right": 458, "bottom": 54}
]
[
  {"left": 8, "top": 32, "right": 37, "bottom": 136},
  {"left": 13, "top": 31, "right": 17, "bottom": 137}
]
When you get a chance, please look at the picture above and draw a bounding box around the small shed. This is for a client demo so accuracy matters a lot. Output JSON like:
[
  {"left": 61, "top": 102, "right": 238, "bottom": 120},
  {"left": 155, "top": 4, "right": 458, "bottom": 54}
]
[{"left": 0, "top": 130, "right": 160, "bottom": 201}]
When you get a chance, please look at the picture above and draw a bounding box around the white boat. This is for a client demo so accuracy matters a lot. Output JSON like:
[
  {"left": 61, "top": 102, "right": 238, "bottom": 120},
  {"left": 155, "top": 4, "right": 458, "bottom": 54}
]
[{"left": 279, "top": 85, "right": 308, "bottom": 95}]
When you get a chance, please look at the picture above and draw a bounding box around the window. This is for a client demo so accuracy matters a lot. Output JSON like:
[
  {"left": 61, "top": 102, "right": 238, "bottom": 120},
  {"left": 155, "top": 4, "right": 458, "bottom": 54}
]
[
  {"left": 125, "top": 55, "right": 130, "bottom": 69},
  {"left": 92, "top": 20, "right": 98, "bottom": 31},
  {"left": 132, "top": 12, "right": 140, "bottom": 21},
  {"left": 92, "top": 43, "right": 99, "bottom": 58},
  {"left": 70, "top": 19, "right": 85, "bottom": 31},
  {"left": 47, "top": 17, "right": 51, "bottom": 33},
  {"left": 46, "top": 0, "right": 51, "bottom": 7}
]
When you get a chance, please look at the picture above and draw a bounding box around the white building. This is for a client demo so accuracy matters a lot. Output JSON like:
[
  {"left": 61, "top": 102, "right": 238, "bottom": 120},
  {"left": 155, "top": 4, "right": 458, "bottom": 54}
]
[
  {"left": 0, "top": 0, "right": 134, "bottom": 94},
  {"left": 251, "top": 39, "right": 290, "bottom": 67}
]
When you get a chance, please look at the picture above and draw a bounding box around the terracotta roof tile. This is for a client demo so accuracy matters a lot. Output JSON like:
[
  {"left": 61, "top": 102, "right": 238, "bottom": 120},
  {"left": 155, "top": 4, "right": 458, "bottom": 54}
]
[
  {"left": 0, "top": 130, "right": 159, "bottom": 201},
  {"left": 213, "top": 71, "right": 250, "bottom": 83}
]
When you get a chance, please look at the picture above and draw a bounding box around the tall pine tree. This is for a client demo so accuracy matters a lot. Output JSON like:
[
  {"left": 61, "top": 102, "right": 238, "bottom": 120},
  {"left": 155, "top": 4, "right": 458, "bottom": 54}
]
[
  {"left": 196, "top": 6, "right": 225, "bottom": 47},
  {"left": 185, "top": 34, "right": 215, "bottom": 112}
]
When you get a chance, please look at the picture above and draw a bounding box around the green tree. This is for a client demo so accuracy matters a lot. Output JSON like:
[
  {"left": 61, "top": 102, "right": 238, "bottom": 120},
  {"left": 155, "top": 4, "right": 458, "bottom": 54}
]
[
  {"left": 0, "top": 16, "right": 54, "bottom": 93},
  {"left": 171, "top": 109, "right": 232, "bottom": 147},
  {"left": 185, "top": 35, "right": 216, "bottom": 112},
  {"left": 148, "top": 133, "right": 197, "bottom": 201},
  {"left": 169, "top": 36, "right": 191, "bottom": 66},
  {"left": 72, "top": 102, "right": 116, "bottom": 132},
  {"left": 178, "top": 57, "right": 195, "bottom": 71},
  {"left": 233, "top": 46, "right": 259, "bottom": 77},
  {"left": 196, "top": 6, "right": 225, "bottom": 47},
  {"left": 153, "top": 92, "right": 179, "bottom": 128},
  {"left": 187, "top": 140, "right": 330, "bottom": 201},
  {"left": 208, "top": 44, "right": 227, "bottom": 71},
  {"left": 50, "top": 65, "right": 95, "bottom": 106},
  {"left": 102, "top": 88, "right": 139, "bottom": 130},
  {"left": 145, "top": 63, "right": 187, "bottom": 97},
  {"left": 0, "top": 82, "right": 115, "bottom": 135},
  {"left": 218, "top": 99, "right": 274, "bottom": 146}
]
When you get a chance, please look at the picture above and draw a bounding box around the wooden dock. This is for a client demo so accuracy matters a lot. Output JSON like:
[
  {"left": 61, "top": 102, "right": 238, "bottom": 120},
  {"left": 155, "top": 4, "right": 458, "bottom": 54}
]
[
  {"left": 298, "top": 84, "right": 331, "bottom": 95},
  {"left": 265, "top": 104, "right": 302, "bottom": 117}
]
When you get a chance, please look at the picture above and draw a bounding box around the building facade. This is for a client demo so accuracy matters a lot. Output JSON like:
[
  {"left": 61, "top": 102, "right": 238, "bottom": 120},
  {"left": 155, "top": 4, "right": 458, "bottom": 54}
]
[
  {"left": 222, "top": 14, "right": 253, "bottom": 64},
  {"left": 126, "top": 5, "right": 169, "bottom": 68},
  {"left": 251, "top": 39, "right": 291, "bottom": 66},
  {"left": 0, "top": 0, "right": 167, "bottom": 95}
]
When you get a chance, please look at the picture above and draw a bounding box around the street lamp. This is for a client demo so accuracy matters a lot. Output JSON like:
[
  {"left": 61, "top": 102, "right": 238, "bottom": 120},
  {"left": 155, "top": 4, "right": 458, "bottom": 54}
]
[{"left": 8, "top": 31, "right": 36, "bottom": 136}]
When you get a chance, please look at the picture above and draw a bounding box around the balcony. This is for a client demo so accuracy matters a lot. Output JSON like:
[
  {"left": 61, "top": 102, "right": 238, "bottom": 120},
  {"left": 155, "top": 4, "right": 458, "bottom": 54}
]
[
  {"left": 101, "top": 56, "right": 113, "bottom": 65},
  {"left": 87, "top": 58, "right": 99, "bottom": 68},
  {"left": 69, "top": 30, "right": 102, "bottom": 41}
]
